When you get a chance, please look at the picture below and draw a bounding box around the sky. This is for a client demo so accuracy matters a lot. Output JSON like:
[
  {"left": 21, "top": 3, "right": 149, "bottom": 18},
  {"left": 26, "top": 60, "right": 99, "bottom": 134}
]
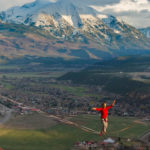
[
  {"left": 0, "top": 0, "right": 150, "bottom": 28},
  {"left": 0, "top": 0, "right": 34, "bottom": 10}
]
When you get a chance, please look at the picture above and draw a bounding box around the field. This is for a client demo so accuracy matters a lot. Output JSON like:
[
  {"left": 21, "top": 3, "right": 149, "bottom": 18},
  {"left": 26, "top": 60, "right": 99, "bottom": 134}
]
[
  {"left": 0, "top": 114, "right": 149, "bottom": 150},
  {"left": 0, "top": 71, "right": 67, "bottom": 78},
  {"left": 70, "top": 115, "right": 150, "bottom": 138},
  {"left": 4, "top": 113, "right": 58, "bottom": 129},
  {"left": 0, "top": 124, "right": 97, "bottom": 150},
  {"left": 0, "top": 56, "right": 150, "bottom": 150}
]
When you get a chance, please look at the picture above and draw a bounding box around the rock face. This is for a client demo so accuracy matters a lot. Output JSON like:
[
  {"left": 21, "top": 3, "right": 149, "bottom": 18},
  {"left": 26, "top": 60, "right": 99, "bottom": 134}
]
[
  {"left": 139, "top": 27, "right": 150, "bottom": 38},
  {"left": 0, "top": 0, "right": 150, "bottom": 60}
]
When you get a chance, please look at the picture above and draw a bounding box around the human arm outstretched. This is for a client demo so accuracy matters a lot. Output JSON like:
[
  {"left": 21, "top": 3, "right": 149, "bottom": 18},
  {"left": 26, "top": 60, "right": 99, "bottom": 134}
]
[
  {"left": 112, "top": 99, "right": 116, "bottom": 106},
  {"left": 91, "top": 107, "right": 97, "bottom": 111},
  {"left": 91, "top": 107, "right": 102, "bottom": 111},
  {"left": 107, "top": 100, "right": 116, "bottom": 109}
]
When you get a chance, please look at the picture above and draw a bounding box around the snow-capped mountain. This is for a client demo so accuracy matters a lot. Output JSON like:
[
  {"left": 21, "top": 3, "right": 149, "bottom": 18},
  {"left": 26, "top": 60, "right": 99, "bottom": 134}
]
[
  {"left": 0, "top": 0, "right": 150, "bottom": 60},
  {"left": 139, "top": 27, "right": 150, "bottom": 38},
  {"left": 0, "top": 0, "right": 146, "bottom": 41},
  {"left": 1, "top": 0, "right": 150, "bottom": 28},
  {"left": 0, "top": 0, "right": 96, "bottom": 26},
  {"left": 0, "top": 0, "right": 131, "bottom": 32}
]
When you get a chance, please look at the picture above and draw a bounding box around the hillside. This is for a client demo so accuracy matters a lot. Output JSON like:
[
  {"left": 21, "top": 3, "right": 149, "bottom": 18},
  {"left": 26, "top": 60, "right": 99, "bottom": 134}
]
[
  {"left": 59, "top": 55, "right": 150, "bottom": 115},
  {"left": 59, "top": 55, "right": 150, "bottom": 94},
  {"left": 0, "top": 114, "right": 149, "bottom": 150},
  {"left": 0, "top": 23, "right": 89, "bottom": 59},
  {"left": 0, "top": 0, "right": 150, "bottom": 62}
]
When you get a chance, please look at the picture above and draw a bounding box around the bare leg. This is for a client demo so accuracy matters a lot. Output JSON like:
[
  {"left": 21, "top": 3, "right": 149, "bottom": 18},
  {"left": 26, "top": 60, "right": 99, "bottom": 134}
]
[
  {"left": 99, "top": 119, "right": 105, "bottom": 136},
  {"left": 99, "top": 119, "right": 108, "bottom": 136},
  {"left": 104, "top": 120, "right": 108, "bottom": 133}
]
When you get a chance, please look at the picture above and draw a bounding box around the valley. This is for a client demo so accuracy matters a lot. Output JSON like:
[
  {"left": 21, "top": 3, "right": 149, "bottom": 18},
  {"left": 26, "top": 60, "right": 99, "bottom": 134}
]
[
  {"left": 0, "top": 0, "right": 150, "bottom": 149},
  {"left": 0, "top": 55, "right": 150, "bottom": 118},
  {"left": 0, "top": 55, "right": 149, "bottom": 149}
]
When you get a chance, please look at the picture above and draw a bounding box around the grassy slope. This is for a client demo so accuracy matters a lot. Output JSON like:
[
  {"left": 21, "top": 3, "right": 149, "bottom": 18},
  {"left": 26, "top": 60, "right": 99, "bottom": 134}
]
[
  {"left": 0, "top": 125, "right": 99, "bottom": 150},
  {"left": 1, "top": 22, "right": 150, "bottom": 62},
  {"left": 0, "top": 72, "right": 66, "bottom": 78},
  {"left": 48, "top": 84, "right": 88, "bottom": 96},
  {"left": 70, "top": 115, "right": 150, "bottom": 138},
  {"left": 59, "top": 55, "right": 150, "bottom": 94},
  {"left": 4, "top": 113, "right": 58, "bottom": 129},
  {"left": 0, "top": 115, "right": 149, "bottom": 150}
]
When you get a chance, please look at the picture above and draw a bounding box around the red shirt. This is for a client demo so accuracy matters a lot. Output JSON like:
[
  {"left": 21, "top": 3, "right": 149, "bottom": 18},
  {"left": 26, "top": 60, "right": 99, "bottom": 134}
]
[{"left": 96, "top": 105, "right": 113, "bottom": 119}]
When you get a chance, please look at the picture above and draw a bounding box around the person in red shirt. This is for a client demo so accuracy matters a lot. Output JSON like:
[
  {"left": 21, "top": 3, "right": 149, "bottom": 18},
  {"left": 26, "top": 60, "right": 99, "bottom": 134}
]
[{"left": 92, "top": 100, "right": 116, "bottom": 136}]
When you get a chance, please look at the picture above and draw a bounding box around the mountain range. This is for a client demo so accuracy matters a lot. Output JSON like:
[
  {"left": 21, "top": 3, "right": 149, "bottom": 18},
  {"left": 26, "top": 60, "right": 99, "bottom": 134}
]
[
  {"left": 0, "top": 0, "right": 150, "bottom": 62},
  {"left": 139, "top": 27, "right": 150, "bottom": 38}
]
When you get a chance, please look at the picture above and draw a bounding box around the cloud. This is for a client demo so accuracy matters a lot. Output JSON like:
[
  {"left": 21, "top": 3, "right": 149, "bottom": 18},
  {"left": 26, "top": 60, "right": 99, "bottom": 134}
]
[
  {"left": 111, "top": 10, "right": 150, "bottom": 28},
  {"left": 0, "top": 0, "right": 34, "bottom": 11},
  {"left": 90, "top": 0, "right": 150, "bottom": 28},
  {"left": 0, "top": 0, "right": 59, "bottom": 11},
  {"left": 91, "top": 0, "right": 150, "bottom": 12}
]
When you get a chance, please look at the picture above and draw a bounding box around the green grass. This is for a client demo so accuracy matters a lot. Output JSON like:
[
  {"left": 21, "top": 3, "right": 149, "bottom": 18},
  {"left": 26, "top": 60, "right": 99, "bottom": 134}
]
[
  {"left": 49, "top": 84, "right": 88, "bottom": 96},
  {"left": 70, "top": 115, "right": 150, "bottom": 138},
  {"left": 0, "top": 115, "right": 149, "bottom": 150},
  {"left": 48, "top": 84, "right": 101, "bottom": 97},
  {"left": 0, "top": 124, "right": 99, "bottom": 150},
  {"left": 0, "top": 71, "right": 66, "bottom": 78},
  {"left": 0, "top": 65, "right": 20, "bottom": 69},
  {"left": 50, "top": 84, "right": 103, "bottom": 97},
  {"left": 2, "top": 83, "right": 14, "bottom": 89}
]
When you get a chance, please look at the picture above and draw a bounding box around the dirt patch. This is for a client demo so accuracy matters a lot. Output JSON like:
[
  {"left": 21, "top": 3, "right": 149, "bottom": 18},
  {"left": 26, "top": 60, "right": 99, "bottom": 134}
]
[
  {"left": 4, "top": 112, "right": 59, "bottom": 129},
  {"left": 134, "top": 120, "right": 147, "bottom": 125}
]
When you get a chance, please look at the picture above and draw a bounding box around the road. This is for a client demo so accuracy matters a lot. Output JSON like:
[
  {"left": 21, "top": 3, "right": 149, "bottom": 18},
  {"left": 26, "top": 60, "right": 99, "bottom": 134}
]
[
  {"left": 0, "top": 95, "right": 98, "bottom": 134},
  {"left": 1, "top": 94, "right": 150, "bottom": 139}
]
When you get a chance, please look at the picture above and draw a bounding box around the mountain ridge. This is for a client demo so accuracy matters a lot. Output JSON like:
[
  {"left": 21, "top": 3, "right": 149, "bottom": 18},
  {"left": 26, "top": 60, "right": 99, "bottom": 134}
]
[
  {"left": 139, "top": 27, "right": 150, "bottom": 38},
  {"left": 0, "top": 0, "right": 150, "bottom": 62}
]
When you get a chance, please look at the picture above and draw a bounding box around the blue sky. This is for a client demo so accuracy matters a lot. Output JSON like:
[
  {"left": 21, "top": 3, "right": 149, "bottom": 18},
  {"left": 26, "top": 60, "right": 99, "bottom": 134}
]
[{"left": 0, "top": 0, "right": 150, "bottom": 28}]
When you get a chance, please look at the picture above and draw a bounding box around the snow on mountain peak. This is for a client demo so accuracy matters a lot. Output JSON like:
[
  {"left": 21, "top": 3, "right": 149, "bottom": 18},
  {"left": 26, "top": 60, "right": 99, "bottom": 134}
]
[
  {"left": 0, "top": 0, "right": 137, "bottom": 39},
  {"left": 0, "top": 0, "right": 99, "bottom": 28},
  {"left": 0, "top": 0, "right": 149, "bottom": 57}
]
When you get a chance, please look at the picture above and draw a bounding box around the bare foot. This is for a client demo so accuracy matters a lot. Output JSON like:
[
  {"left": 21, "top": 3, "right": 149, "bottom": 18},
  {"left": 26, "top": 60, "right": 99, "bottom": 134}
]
[{"left": 99, "top": 131, "right": 105, "bottom": 136}]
